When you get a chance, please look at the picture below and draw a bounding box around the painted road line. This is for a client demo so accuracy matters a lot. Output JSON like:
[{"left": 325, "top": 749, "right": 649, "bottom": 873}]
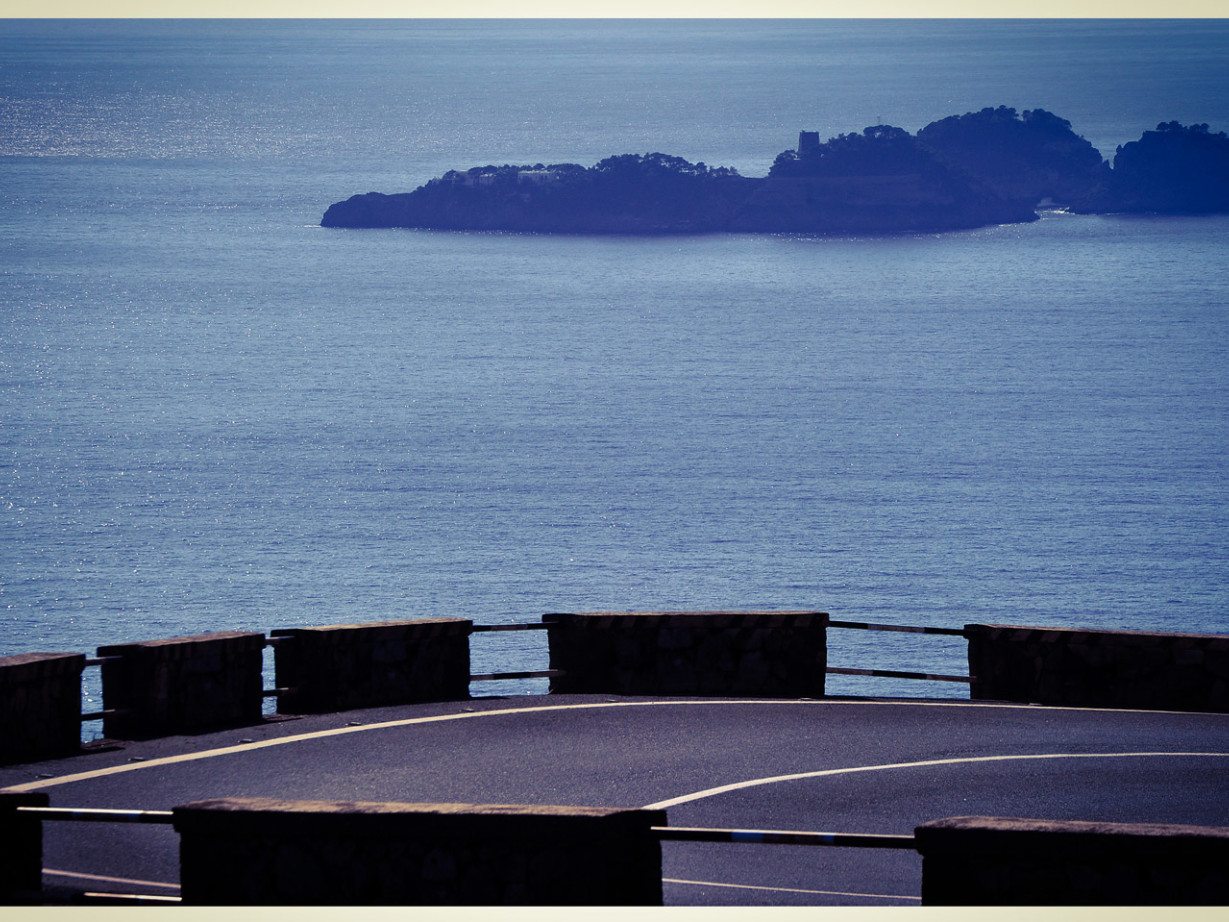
[
  {"left": 663, "top": 877, "right": 921, "bottom": 901},
  {"left": 20, "top": 806, "right": 174, "bottom": 823},
  {"left": 43, "top": 868, "right": 181, "bottom": 891},
  {"left": 5, "top": 697, "right": 1226, "bottom": 794},
  {"left": 643, "top": 751, "right": 1229, "bottom": 810}
]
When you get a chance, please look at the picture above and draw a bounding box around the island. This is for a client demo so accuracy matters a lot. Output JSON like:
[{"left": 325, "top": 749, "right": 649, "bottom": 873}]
[{"left": 321, "top": 108, "right": 1229, "bottom": 236}]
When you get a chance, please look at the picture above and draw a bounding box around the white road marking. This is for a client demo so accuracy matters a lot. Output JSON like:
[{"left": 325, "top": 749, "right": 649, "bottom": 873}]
[
  {"left": 643, "top": 751, "right": 1229, "bottom": 810},
  {"left": 3, "top": 697, "right": 1224, "bottom": 794},
  {"left": 43, "top": 868, "right": 181, "bottom": 890},
  {"left": 663, "top": 877, "right": 921, "bottom": 901}
]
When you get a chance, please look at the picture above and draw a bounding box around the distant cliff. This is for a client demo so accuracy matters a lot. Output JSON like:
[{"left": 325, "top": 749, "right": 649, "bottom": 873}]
[
  {"left": 1071, "top": 121, "right": 1229, "bottom": 215},
  {"left": 322, "top": 109, "right": 1229, "bottom": 235}
]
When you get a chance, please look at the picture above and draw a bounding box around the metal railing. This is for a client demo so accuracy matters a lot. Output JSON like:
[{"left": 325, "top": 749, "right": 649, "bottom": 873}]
[
  {"left": 654, "top": 825, "right": 915, "bottom": 849},
  {"left": 72, "top": 614, "right": 973, "bottom": 729},
  {"left": 78, "top": 656, "right": 122, "bottom": 723},
  {"left": 470, "top": 623, "right": 553, "bottom": 632},
  {"left": 827, "top": 620, "right": 966, "bottom": 636},
  {"left": 469, "top": 669, "right": 564, "bottom": 682},
  {"left": 470, "top": 616, "right": 973, "bottom": 685},
  {"left": 470, "top": 620, "right": 558, "bottom": 683},
  {"left": 825, "top": 620, "right": 971, "bottom": 685},
  {"left": 826, "top": 665, "right": 969, "bottom": 684}
]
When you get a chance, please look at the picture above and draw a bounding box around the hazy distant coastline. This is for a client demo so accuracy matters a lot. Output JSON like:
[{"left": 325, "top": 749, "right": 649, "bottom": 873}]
[{"left": 323, "top": 108, "right": 1229, "bottom": 236}]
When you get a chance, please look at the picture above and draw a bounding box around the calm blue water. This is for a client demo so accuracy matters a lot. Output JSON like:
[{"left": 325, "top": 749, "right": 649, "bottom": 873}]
[{"left": 2, "top": 20, "right": 1228, "bottom": 710}]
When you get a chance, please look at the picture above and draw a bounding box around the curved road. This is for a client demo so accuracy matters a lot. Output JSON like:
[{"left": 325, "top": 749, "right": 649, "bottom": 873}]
[{"left": 3, "top": 694, "right": 1228, "bottom": 905}]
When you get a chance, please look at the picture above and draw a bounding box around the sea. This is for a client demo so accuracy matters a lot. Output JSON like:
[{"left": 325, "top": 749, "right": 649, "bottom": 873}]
[{"left": 2, "top": 19, "right": 1228, "bottom": 723}]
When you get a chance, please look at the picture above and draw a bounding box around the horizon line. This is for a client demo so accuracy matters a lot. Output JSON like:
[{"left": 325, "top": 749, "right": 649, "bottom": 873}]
[{"left": 4, "top": 8, "right": 1227, "bottom": 20}]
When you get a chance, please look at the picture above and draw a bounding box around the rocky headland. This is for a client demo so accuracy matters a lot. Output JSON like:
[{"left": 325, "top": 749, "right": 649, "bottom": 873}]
[{"left": 321, "top": 107, "right": 1229, "bottom": 236}]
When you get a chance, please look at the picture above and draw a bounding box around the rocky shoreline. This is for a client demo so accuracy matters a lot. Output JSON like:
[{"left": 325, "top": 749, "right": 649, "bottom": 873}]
[{"left": 321, "top": 108, "right": 1229, "bottom": 236}]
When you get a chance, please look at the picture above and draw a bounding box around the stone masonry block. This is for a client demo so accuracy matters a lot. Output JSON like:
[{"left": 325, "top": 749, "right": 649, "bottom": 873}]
[
  {"left": 0, "top": 652, "right": 85, "bottom": 764},
  {"left": 173, "top": 797, "right": 665, "bottom": 905},
  {"left": 273, "top": 618, "right": 472, "bottom": 714},
  {"left": 916, "top": 815, "right": 1229, "bottom": 905},
  {"left": 274, "top": 622, "right": 469, "bottom": 713},
  {"left": 966, "top": 623, "right": 1229, "bottom": 712},
  {"left": 545, "top": 611, "right": 828, "bottom": 697},
  {"left": 0, "top": 791, "right": 50, "bottom": 901},
  {"left": 98, "top": 632, "right": 264, "bottom": 739}
]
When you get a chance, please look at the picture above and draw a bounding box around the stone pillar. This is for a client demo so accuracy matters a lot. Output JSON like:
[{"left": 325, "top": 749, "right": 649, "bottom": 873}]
[
  {"left": 0, "top": 652, "right": 85, "bottom": 764},
  {"left": 544, "top": 610, "right": 828, "bottom": 697},
  {"left": 173, "top": 797, "right": 665, "bottom": 905},
  {"left": 272, "top": 618, "right": 472, "bottom": 714},
  {"left": 98, "top": 631, "right": 265, "bottom": 739},
  {"left": 966, "top": 623, "right": 1229, "bottom": 712},
  {"left": 916, "top": 815, "right": 1229, "bottom": 905},
  {"left": 0, "top": 791, "right": 50, "bottom": 902}
]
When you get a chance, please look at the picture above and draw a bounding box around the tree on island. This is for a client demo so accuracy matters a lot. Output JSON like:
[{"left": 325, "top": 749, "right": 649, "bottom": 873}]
[
  {"left": 770, "top": 125, "right": 939, "bottom": 179},
  {"left": 915, "top": 105, "right": 1109, "bottom": 206}
]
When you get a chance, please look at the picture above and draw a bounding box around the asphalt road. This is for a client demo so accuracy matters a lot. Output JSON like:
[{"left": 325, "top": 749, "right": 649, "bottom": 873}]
[{"left": 3, "top": 694, "right": 1228, "bottom": 906}]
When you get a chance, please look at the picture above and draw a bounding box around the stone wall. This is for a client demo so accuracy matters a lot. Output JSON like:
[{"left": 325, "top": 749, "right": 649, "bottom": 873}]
[
  {"left": 545, "top": 610, "right": 828, "bottom": 697},
  {"left": 98, "top": 631, "right": 265, "bottom": 739},
  {"left": 0, "top": 653, "right": 84, "bottom": 764},
  {"left": 916, "top": 815, "right": 1229, "bottom": 905},
  {"left": 966, "top": 623, "right": 1229, "bottom": 712},
  {"left": 0, "top": 791, "right": 50, "bottom": 902},
  {"left": 272, "top": 618, "right": 472, "bottom": 713},
  {"left": 173, "top": 797, "right": 666, "bottom": 905}
]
